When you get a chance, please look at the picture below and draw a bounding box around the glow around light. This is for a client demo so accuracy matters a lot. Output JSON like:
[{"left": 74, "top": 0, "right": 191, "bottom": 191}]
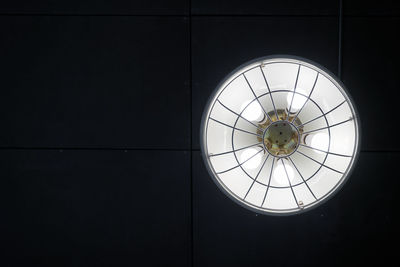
[
  {"left": 273, "top": 161, "right": 294, "bottom": 185},
  {"left": 286, "top": 88, "right": 307, "bottom": 112},
  {"left": 240, "top": 148, "right": 262, "bottom": 169},
  {"left": 310, "top": 132, "right": 329, "bottom": 153},
  {"left": 202, "top": 56, "right": 360, "bottom": 215},
  {"left": 240, "top": 100, "right": 263, "bottom": 122}
]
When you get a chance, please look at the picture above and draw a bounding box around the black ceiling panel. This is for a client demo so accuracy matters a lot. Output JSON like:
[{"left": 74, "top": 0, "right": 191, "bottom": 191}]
[
  {"left": 344, "top": 0, "right": 400, "bottom": 16},
  {"left": 342, "top": 17, "right": 400, "bottom": 151},
  {"left": 0, "top": 0, "right": 398, "bottom": 266},
  {"left": 0, "top": 150, "right": 190, "bottom": 266},
  {"left": 0, "top": 0, "right": 188, "bottom": 15},
  {"left": 0, "top": 16, "right": 190, "bottom": 149},
  {"left": 193, "top": 151, "right": 398, "bottom": 266},
  {"left": 192, "top": 0, "right": 339, "bottom": 15},
  {"left": 192, "top": 17, "right": 339, "bottom": 149}
]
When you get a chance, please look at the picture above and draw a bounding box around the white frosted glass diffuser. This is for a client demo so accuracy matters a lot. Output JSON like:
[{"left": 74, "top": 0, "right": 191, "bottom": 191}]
[{"left": 200, "top": 56, "right": 360, "bottom": 215}]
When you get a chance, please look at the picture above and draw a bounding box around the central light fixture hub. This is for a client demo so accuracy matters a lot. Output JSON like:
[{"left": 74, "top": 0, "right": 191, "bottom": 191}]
[{"left": 263, "top": 121, "right": 299, "bottom": 157}]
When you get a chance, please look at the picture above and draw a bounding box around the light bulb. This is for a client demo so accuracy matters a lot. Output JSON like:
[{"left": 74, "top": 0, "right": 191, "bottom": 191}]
[
  {"left": 240, "top": 148, "right": 262, "bottom": 169},
  {"left": 310, "top": 132, "right": 329, "bottom": 153},
  {"left": 240, "top": 100, "right": 263, "bottom": 122},
  {"left": 286, "top": 88, "right": 307, "bottom": 112},
  {"left": 273, "top": 161, "right": 294, "bottom": 185}
]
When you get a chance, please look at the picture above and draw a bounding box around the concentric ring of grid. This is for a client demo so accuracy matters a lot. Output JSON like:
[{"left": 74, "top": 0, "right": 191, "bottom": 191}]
[
  {"left": 210, "top": 89, "right": 343, "bottom": 189},
  {"left": 204, "top": 60, "right": 357, "bottom": 213}
]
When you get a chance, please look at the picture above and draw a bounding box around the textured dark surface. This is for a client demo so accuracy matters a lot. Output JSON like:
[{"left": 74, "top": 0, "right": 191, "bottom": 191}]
[
  {"left": 192, "top": 0, "right": 339, "bottom": 15},
  {"left": 343, "top": 0, "right": 400, "bottom": 15},
  {"left": 0, "top": 150, "right": 190, "bottom": 266},
  {"left": 0, "top": 16, "right": 190, "bottom": 149},
  {"left": 0, "top": 0, "right": 189, "bottom": 14},
  {"left": 0, "top": 0, "right": 398, "bottom": 266}
]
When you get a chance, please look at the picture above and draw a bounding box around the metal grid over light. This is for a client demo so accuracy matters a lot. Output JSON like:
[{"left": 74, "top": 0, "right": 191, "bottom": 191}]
[{"left": 200, "top": 56, "right": 360, "bottom": 215}]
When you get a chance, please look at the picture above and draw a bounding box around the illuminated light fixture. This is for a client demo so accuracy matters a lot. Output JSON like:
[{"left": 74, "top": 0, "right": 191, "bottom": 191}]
[{"left": 200, "top": 56, "right": 360, "bottom": 215}]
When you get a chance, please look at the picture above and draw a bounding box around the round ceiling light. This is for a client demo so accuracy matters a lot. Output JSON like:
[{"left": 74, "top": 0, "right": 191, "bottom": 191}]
[{"left": 200, "top": 56, "right": 360, "bottom": 215}]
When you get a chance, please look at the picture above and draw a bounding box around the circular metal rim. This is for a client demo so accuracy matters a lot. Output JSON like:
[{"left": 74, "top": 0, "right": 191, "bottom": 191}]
[{"left": 200, "top": 55, "right": 362, "bottom": 216}]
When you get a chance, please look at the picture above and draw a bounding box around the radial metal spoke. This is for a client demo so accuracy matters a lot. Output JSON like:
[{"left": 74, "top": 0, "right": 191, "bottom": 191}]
[
  {"left": 209, "top": 142, "right": 263, "bottom": 157},
  {"left": 288, "top": 157, "right": 317, "bottom": 200},
  {"left": 261, "top": 157, "right": 275, "bottom": 206},
  {"left": 209, "top": 117, "right": 263, "bottom": 138},
  {"left": 216, "top": 99, "right": 265, "bottom": 132},
  {"left": 243, "top": 73, "right": 273, "bottom": 123},
  {"left": 281, "top": 159, "right": 300, "bottom": 208},
  {"left": 228, "top": 98, "right": 269, "bottom": 192},
  {"left": 302, "top": 118, "right": 353, "bottom": 135},
  {"left": 297, "top": 100, "right": 347, "bottom": 128},
  {"left": 244, "top": 154, "right": 270, "bottom": 200},
  {"left": 216, "top": 148, "right": 264, "bottom": 174},
  {"left": 287, "top": 65, "right": 301, "bottom": 119},
  {"left": 291, "top": 73, "right": 319, "bottom": 123},
  {"left": 259, "top": 66, "right": 279, "bottom": 120},
  {"left": 299, "top": 143, "right": 352, "bottom": 158},
  {"left": 296, "top": 150, "right": 343, "bottom": 174}
]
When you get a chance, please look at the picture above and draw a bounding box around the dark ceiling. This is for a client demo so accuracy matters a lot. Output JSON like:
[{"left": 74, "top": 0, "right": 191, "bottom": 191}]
[{"left": 0, "top": 0, "right": 399, "bottom": 266}]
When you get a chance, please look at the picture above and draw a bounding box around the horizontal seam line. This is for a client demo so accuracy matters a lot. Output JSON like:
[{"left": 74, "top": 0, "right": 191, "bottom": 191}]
[
  {"left": 0, "top": 14, "right": 341, "bottom": 17},
  {"left": 0, "top": 147, "right": 200, "bottom": 151}
]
